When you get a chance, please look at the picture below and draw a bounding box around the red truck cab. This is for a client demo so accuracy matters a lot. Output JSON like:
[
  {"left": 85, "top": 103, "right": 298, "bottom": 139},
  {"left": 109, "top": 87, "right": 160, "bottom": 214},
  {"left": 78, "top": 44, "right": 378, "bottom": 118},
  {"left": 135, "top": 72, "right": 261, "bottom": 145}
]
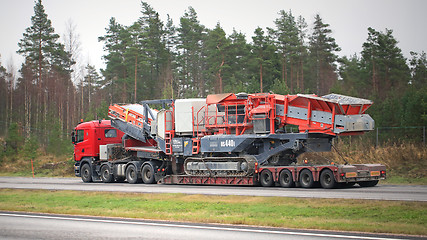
[{"left": 72, "top": 120, "right": 124, "bottom": 177}]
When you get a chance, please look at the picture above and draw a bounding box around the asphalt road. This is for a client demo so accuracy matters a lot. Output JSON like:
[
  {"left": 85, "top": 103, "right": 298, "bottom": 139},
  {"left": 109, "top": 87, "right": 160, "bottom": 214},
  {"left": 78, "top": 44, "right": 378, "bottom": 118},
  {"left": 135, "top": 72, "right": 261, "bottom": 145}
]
[
  {"left": 0, "top": 212, "right": 421, "bottom": 240},
  {"left": 0, "top": 176, "right": 426, "bottom": 201}
]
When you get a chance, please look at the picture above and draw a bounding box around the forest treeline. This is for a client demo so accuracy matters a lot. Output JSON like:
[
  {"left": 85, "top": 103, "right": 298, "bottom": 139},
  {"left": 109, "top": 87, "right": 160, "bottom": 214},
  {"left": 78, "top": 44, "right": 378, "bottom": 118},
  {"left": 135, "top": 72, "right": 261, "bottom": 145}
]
[{"left": 0, "top": 0, "right": 426, "bottom": 155}]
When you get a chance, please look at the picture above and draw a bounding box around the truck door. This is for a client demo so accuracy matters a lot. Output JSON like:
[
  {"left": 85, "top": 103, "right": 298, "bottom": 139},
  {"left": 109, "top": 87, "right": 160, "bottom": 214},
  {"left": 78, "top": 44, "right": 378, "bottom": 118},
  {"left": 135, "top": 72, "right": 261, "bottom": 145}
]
[{"left": 73, "top": 129, "right": 86, "bottom": 161}]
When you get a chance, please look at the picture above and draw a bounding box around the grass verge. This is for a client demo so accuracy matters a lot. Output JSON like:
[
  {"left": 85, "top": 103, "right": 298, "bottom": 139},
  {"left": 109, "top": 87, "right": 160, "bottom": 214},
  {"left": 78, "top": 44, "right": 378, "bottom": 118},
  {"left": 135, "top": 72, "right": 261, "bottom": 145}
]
[{"left": 0, "top": 189, "right": 426, "bottom": 236}]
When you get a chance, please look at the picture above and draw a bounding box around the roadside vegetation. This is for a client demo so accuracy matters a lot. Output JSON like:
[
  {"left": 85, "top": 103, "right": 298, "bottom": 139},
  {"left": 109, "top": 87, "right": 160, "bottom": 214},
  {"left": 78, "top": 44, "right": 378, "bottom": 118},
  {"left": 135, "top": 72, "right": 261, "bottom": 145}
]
[
  {"left": 0, "top": 127, "right": 426, "bottom": 184},
  {"left": 302, "top": 139, "right": 427, "bottom": 185},
  {"left": 0, "top": 189, "right": 425, "bottom": 236}
]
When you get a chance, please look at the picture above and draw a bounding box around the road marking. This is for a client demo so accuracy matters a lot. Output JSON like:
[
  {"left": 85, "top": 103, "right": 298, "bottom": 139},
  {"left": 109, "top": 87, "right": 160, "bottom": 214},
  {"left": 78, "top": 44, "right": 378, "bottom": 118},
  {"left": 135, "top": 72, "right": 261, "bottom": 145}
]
[{"left": 0, "top": 212, "right": 406, "bottom": 240}]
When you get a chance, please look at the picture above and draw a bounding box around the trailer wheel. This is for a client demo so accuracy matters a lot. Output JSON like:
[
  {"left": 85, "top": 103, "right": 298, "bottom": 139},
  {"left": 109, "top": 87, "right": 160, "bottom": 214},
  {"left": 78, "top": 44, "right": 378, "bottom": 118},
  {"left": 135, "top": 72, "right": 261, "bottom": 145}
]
[
  {"left": 260, "top": 170, "right": 274, "bottom": 187},
  {"left": 279, "top": 169, "right": 295, "bottom": 188},
  {"left": 81, "top": 163, "right": 92, "bottom": 183},
  {"left": 299, "top": 169, "right": 314, "bottom": 188},
  {"left": 358, "top": 180, "right": 379, "bottom": 187},
  {"left": 126, "top": 165, "right": 141, "bottom": 184},
  {"left": 141, "top": 164, "right": 156, "bottom": 184},
  {"left": 100, "top": 164, "right": 114, "bottom": 183},
  {"left": 319, "top": 169, "right": 337, "bottom": 189}
]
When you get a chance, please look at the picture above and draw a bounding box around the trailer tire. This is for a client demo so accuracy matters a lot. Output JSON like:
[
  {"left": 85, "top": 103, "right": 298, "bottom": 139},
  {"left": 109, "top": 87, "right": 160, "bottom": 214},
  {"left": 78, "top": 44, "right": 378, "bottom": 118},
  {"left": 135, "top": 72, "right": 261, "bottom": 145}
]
[
  {"left": 126, "top": 164, "right": 141, "bottom": 184},
  {"left": 141, "top": 164, "right": 156, "bottom": 184},
  {"left": 299, "top": 169, "right": 314, "bottom": 188},
  {"left": 279, "top": 169, "right": 295, "bottom": 188},
  {"left": 260, "top": 170, "right": 274, "bottom": 187},
  {"left": 358, "top": 180, "right": 379, "bottom": 187},
  {"left": 81, "top": 163, "right": 92, "bottom": 183},
  {"left": 100, "top": 164, "right": 114, "bottom": 183},
  {"left": 319, "top": 169, "right": 337, "bottom": 189}
]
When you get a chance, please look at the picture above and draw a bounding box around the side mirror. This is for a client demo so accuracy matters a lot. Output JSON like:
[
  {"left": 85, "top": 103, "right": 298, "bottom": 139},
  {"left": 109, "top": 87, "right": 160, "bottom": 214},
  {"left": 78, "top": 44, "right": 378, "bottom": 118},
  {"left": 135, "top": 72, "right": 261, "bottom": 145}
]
[{"left": 71, "top": 132, "right": 76, "bottom": 144}]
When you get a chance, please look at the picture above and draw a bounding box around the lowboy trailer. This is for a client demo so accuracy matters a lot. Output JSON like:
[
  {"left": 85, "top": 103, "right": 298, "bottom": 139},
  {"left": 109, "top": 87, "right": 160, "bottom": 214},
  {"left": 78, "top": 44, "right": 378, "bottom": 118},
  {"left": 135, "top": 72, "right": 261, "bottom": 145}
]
[{"left": 72, "top": 93, "right": 386, "bottom": 189}]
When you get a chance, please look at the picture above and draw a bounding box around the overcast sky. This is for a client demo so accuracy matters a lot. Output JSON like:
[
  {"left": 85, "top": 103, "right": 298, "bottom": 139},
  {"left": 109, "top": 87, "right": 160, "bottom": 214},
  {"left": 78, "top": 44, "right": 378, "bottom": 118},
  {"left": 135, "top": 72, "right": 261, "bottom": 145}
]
[{"left": 1, "top": 0, "right": 426, "bottom": 73}]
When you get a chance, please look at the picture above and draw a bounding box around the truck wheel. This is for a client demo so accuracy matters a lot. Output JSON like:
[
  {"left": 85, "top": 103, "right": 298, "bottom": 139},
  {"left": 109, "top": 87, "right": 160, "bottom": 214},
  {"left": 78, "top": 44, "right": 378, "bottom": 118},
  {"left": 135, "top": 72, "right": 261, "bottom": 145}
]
[
  {"left": 299, "top": 169, "right": 314, "bottom": 188},
  {"left": 100, "top": 164, "right": 114, "bottom": 183},
  {"left": 81, "top": 163, "right": 92, "bottom": 183},
  {"left": 141, "top": 164, "right": 156, "bottom": 184},
  {"left": 260, "top": 170, "right": 274, "bottom": 187},
  {"left": 279, "top": 169, "right": 294, "bottom": 188},
  {"left": 126, "top": 165, "right": 141, "bottom": 184},
  {"left": 320, "top": 169, "right": 337, "bottom": 189},
  {"left": 358, "top": 180, "right": 379, "bottom": 187}
]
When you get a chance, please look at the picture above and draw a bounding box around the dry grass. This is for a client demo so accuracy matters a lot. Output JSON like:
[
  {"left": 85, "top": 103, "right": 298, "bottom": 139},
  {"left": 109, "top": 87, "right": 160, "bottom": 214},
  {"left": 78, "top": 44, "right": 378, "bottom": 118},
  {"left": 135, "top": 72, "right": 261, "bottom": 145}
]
[
  {"left": 0, "top": 151, "right": 74, "bottom": 177},
  {"left": 302, "top": 142, "right": 427, "bottom": 183},
  {"left": 1, "top": 140, "right": 426, "bottom": 184}
]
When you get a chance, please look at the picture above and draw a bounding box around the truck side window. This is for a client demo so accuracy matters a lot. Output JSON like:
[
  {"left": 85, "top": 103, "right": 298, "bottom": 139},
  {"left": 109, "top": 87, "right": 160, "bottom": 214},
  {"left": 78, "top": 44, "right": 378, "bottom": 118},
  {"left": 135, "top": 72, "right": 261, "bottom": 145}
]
[
  {"left": 76, "top": 130, "right": 84, "bottom": 143},
  {"left": 105, "top": 129, "right": 117, "bottom": 138}
]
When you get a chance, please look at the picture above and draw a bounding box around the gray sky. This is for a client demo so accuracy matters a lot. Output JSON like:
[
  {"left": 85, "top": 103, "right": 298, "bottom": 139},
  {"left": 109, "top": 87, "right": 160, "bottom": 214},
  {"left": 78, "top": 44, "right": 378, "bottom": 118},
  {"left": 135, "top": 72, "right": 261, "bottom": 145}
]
[{"left": 0, "top": 0, "right": 426, "bottom": 73}]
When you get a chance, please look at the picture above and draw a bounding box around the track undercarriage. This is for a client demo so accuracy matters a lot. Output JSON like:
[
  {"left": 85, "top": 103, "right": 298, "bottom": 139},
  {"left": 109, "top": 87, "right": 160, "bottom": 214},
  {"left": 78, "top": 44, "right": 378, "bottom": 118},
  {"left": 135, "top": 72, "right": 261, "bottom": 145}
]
[{"left": 184, "top": 156, "right": 257, "bottom": 177}]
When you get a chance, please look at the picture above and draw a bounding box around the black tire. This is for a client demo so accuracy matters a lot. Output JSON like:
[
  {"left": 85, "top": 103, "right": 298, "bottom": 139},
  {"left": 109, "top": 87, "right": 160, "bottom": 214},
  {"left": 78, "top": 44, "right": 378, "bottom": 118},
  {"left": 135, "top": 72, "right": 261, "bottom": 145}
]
[
  {"left": 81, "top": 163, "right": 92, "bottom": 183},
  {"left": 100, "top": 164, "right": 114, "bottom": 183},
  {"left": 279, "top": 169, "right": 295, "bottom": 188},
  {"left": 319, "top": 169, "right": 337, "bottom": 189},
  {"left": 126, "top": 164, "right": 141, "bottom": 184},
  {"left": 260, "top": 170, "right": 274, "bottom": 187},
  {"left": 141, "top": 164, "right": 156, "bottom": 184},
  {"left": 299, "top": 169, "right": 314, "bottom": 188},
  {"left": 358, "top": 180, "right": 379, "bottom": 187}
]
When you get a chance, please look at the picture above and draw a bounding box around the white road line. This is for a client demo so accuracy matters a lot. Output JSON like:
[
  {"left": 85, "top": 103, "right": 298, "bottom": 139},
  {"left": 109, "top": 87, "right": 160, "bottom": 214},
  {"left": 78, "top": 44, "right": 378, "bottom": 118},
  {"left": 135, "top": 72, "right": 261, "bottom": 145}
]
[{"left": 0, "top": 213, "right": 406, "bottom": 240}]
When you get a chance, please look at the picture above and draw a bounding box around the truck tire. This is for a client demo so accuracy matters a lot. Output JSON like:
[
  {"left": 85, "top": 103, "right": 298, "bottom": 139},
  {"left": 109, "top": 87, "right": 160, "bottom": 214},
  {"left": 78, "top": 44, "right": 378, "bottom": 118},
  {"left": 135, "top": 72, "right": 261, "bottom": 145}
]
[
  {"left": 126, "top": 164, "right": 141, "bottom": 184},
  {"left": 319, "top": 169, "right": 337, "bottom": 189},
  {"left": 100, "top": 164, "right": 114, "bottom": 183},
  {"left": 358, "top": 180, "right": 379, "bottom": 187},
  {"left": 299, "top": 169, "right": 314, "bottom": 188},
  {"left": 279, "top": 169, "right": 295, "bottom": 188},
  {"left": 141, "top": 164, "right": 156, "bottom": 184},
  {"left": 260, "top": 170, "right": 274, "bottom": 187},
  {"left": 81, "top": 163, "right": 92, "bottom": 183}
]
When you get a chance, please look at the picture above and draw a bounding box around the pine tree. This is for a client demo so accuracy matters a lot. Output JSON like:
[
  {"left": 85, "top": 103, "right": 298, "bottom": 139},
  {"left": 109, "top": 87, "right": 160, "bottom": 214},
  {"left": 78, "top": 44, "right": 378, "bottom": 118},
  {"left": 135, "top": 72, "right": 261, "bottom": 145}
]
[
  {"left": 136, "top": 1, "right": 168, "bottom": 100},
  {"left": 251, "top": 27, "right": 279, "bottom": 93},
  {"left": 252, "top": 27, "right": 267, "bottom": 93},
  {"left": 296, "top": 15, "right": 308, "bottom": 92},
  {"left": 226, "top": 30, "right": 251, "bottom": 93},
  {"left": 270, "top": 10, "right": 300, "bottom": 92},
  {"left": 99, "top": 17, "right": 127, "bottom": 103},
  {"left": 336, "top": 55, "right": 368, "bottom": 97},
  {"left": 17, "top": 0, "right": 72, "bottom": 136},
  {"left": 83, "top": 64, "right": 102, "bottom": 107},
  {"left": 309, "top": 14, "right": 340, "bottom": 95},
  {"left": 361, "top": 27, "right": 409, "bottom": 97},
  {"left": 161, "top": 14, "right": 177, "bottom": 99},
  {"left": 204, "top": 23, "right": 230, "bottom": 94},
  {"left": 409, "top": 51, "right": 426, "bottom": 87},
  {"left": 177, "top": 7, "right": 206, "bottom": 97},
  {"left": 0, "top": 56, "right": 8, "bottom": 136}
]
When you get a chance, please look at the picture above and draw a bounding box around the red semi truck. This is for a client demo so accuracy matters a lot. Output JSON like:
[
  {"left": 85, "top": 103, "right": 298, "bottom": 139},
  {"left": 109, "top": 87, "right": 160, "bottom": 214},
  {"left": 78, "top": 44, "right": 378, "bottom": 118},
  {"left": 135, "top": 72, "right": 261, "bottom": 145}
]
[{"left": 72, "top": 93, "right": 386, "bottom": 188}]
